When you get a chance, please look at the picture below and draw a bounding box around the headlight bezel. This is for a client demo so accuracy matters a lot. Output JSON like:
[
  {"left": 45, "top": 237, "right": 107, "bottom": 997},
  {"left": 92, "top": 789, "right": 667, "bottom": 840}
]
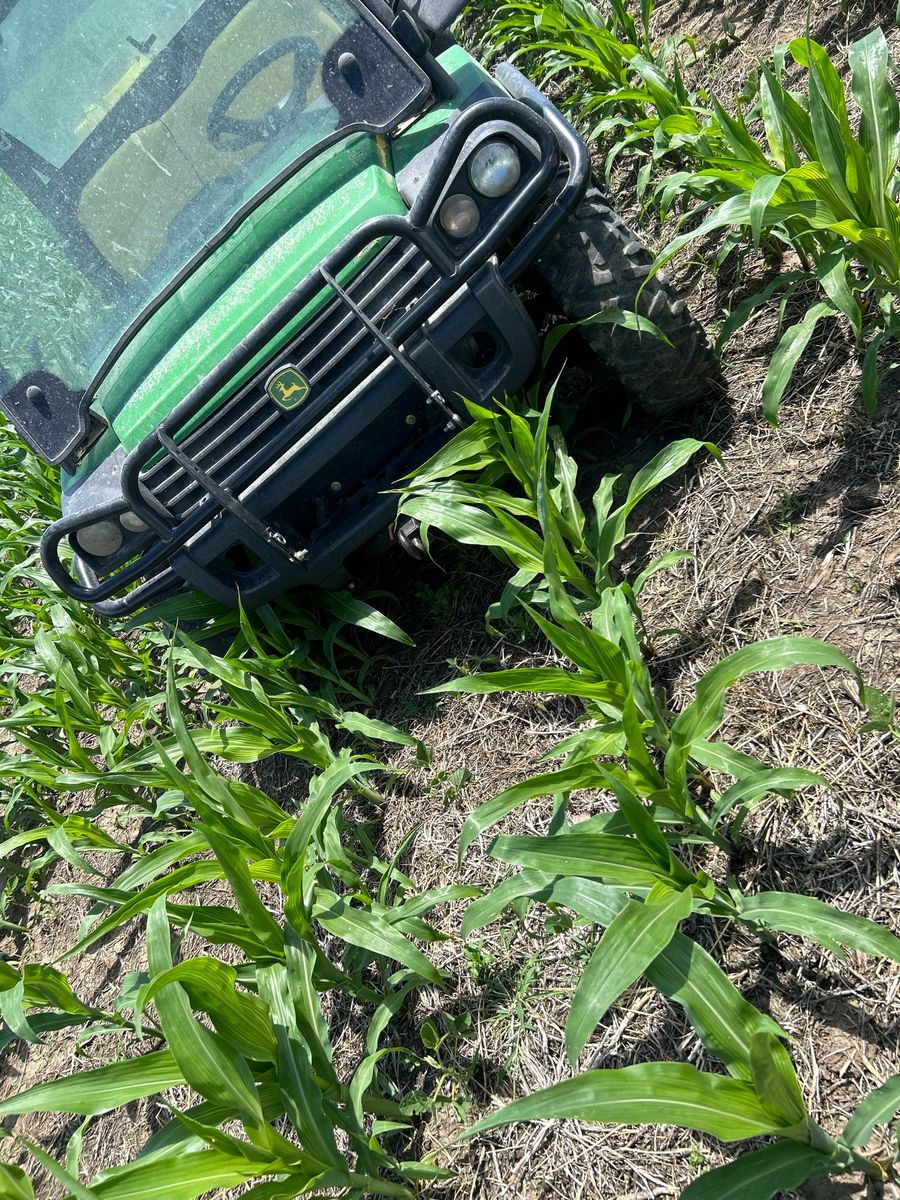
[{"left": 422, "top": 118, "right": 545, "bottom": 252}]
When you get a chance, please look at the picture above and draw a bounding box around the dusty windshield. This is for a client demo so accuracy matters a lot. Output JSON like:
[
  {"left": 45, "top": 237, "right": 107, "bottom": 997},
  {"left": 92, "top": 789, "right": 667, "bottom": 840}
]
[{"left": 0, "top": 0, "right": 426, "bottom": 416}]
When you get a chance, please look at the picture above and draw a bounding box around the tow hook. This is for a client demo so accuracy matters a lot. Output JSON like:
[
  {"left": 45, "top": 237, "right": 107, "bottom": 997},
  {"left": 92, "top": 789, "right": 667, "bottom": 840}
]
[{"left": 394, "top": 517, "right": 427, "bottom": 560}]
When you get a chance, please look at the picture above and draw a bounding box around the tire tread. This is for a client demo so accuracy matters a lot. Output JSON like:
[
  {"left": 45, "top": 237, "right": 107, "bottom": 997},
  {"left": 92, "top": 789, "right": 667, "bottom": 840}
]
[{"left": 533, "top": 186, "right": 718, "bottom": 415}]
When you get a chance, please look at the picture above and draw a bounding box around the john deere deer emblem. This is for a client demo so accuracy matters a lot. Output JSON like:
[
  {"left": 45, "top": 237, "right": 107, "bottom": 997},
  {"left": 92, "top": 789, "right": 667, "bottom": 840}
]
[{"left": 266, "top": 365, "right": 310, "bottom": 410}]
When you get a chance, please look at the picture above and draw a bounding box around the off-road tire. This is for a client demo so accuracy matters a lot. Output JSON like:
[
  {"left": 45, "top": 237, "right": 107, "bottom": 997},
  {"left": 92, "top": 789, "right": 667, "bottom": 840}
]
[{"left": 531, "top": 185, "right": 718, "bottom": 416}]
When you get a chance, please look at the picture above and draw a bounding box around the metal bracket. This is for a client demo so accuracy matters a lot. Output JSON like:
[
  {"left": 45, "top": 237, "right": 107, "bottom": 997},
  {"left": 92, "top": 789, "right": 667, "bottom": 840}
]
[
  {"left": 319, "top": 266, "right": 464, "bottom": 428},
  {"left": 156, "top": 431, "right": 308, "bottom": 566}
]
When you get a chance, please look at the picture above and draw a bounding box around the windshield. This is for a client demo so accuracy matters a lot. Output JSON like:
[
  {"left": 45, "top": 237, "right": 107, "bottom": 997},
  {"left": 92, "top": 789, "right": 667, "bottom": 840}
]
[{"left": 0, "top": 0, "right": 427, "bottom": 438}]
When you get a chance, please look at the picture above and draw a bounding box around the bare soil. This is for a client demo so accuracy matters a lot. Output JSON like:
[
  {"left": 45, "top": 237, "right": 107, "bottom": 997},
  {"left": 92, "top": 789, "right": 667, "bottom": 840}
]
[{"left": 2, "top": 1, "right": 899, "bottom": 1197}]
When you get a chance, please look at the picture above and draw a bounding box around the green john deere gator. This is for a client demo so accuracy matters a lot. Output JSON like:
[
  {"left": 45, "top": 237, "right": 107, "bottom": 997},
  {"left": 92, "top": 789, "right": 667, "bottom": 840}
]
[{"left": 0, "top": 0, "right": 715, "bottom": 614}]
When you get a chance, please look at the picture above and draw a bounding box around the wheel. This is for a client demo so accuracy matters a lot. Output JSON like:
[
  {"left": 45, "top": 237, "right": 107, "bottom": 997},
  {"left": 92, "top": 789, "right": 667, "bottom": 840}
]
[{"left": 530, "top": 184, "right": 718, "bottom": 416}]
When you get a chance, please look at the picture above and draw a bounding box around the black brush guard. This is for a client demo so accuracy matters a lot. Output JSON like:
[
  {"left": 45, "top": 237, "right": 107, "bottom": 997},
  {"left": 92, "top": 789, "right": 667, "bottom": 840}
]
[{"left": 41, "top": 70, "right": 589, "bottom": 616}]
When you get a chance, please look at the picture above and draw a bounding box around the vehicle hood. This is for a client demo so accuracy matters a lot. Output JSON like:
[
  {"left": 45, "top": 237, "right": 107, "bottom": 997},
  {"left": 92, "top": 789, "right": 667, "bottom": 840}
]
[{"left": 96, "top": 132, "right": 404, "bottom": 455}]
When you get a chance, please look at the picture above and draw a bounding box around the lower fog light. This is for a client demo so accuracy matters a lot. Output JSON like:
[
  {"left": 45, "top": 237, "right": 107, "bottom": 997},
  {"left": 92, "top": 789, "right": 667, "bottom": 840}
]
[
  {"left": 76, "top": 520, "right": 123, "bottom": 557},
  {"left": 439, "top": 194, "right": 480, "bottom": 239},
  {"left": 120, "top": 510, "right": 149, "bottom": 533}
]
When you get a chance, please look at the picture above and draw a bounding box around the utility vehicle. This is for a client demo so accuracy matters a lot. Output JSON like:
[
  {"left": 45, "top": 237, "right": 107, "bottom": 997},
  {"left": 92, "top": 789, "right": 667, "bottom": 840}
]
[{"left": 0, "top": 0, "right": 713, "bottom": 615}]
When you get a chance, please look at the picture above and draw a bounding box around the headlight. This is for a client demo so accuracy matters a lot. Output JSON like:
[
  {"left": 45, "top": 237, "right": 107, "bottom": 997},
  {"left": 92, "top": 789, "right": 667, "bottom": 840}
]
[
  {"left": 469, "top": 141, "right": 521, "bottom": 198},
  {"left": 75, "top": 520, "right": 123, "bottom": 557},
  {"left": 439, "top": 194, "right": 480, "bottom": 239},
  {"left": 119, "top": 510, "right": 149, "bottom": 533}
]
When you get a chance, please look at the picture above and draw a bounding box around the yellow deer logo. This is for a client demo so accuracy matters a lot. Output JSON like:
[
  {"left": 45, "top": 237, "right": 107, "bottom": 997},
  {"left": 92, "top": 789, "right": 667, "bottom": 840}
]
[{"left": 267, "top": 366, "right": 310, "bottom": 410}]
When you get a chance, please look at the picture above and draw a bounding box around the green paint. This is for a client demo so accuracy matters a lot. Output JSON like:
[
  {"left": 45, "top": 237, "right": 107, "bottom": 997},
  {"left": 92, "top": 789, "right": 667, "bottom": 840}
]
[{"left": 104, "top": 134, "right": 402, "bottom": 451}]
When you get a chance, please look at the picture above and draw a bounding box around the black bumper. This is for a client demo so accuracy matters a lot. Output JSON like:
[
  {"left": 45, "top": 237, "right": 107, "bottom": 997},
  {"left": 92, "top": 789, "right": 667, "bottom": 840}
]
[{"left": 42, "top": 70, "right": 590, "bottom": 616}]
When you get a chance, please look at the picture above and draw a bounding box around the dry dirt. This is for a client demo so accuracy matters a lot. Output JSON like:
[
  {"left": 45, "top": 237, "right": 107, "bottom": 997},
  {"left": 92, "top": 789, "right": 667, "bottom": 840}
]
[{"left": 2, "top": 0, "right": 900, "bottom": 1197}]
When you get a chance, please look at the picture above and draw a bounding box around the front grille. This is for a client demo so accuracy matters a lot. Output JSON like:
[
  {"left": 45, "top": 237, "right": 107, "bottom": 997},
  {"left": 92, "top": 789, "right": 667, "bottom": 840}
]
[{"left": 140, "top": 235, "right": 443, "bottom": 523}]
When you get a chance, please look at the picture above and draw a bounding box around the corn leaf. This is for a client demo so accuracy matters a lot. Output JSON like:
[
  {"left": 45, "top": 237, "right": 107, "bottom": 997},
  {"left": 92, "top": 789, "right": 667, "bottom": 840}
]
[
  {"left": 550, "top": 878, "right": 786, "bottom": 1079},
  {"left": 759, "top": 69, "right": 797, "bottom": 170},
  {"left": 112, "top": 833, "right": 208, "bottom": 892},
  {"left": 849, "top": 28, "right": 900, "bottom": 242},
  {"left": 761, "top": 302, "right": 839, "bottom": 425},
  {"left": 75, "top": 1149, "right": 291, "bottom": 1200},
  {"left": 399, "top": 495, "right": 544, "bottom": 570},
  {"left": 670, "top": 637, "right": 859, "bottom": 752},
  {"left": 679, "top": 1141, "right": 840, "bottom": 1199},
  {"left": 739, "top": 892, "right": 900, "bottom": 962},
  {"left": 459, "top": 763, "right": 609, "bottom": 861},
  {"left": 313, "top": 890, "right": 442, "bottom": 985},
  {"left": 842, "top": 1074, "right": 900, "bottom": 1148},
  {"left": 461, "top": 869, "right": 556, "bottom": 937},
  {"left": 595, "top": 440, "right": 719, "bottom": 571},
  {"left": 315, "top": 590, "right": 413, "bottom": 645},
  {"left": 60, "top": 860, "right": 225, "bottom": 960},
  {"left": 711, "top": 768, "right": 827, "bottom": 826},
  {"left": 490, "top": 833, "right": 677, "bottom": 889},
  {"left": 790, "top": 37, "right": 855, "bottom": 214},
  {"left": 0, "top": 1051, "right": 183, "bottom": 1117},
  {"left": 20, "top": 1141, "right": 97, "bottom": 1200},
  {"left": 566, "top": 886, "right": 692, "bottom": 1064},
  {"left": 137, "top": 1082, "right": 285, "bottom": 1164},
  {"left": 749, "top": 1033, "right": 807, "bottom": 1125},
  {"left": 0, "top": 1164, "right": 35, "bottom": 1200},
  {"left": 255, "top": 963, "right": 346, "bottom": 1172},
  {"left": 137, "top": 958, "right": 277, "bottom": 1063},
  {"left": 145, "top": 899, "right": 266, "bottom": 1129},
  {"left": 465, "top": 1062, "right": 793, "bottom": 1141},
  {"left": 427, "top": 667, "right": 621, "bottom": 702}
]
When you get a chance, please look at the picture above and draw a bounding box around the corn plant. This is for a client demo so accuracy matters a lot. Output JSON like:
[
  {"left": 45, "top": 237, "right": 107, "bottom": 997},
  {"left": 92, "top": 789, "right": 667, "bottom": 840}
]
[
  {"left": 462, "top": 881, "right": 900, "bottom": 1198},
  {"left": 476, "top": 0, "right": 657, "bottom": 70},
  {"left": 474, "top": 2, "right": 900, "bottom": 418},
  {"left": 654, "top": 29, "right": 900, "bottom": 419},
  {"left": 0, "top": 374, "right": 896, "bottom": 1198},
  {"left": 466, "top": 1007, "right": 900, "bottom": 1197},
  {"left": 0, "top": 658, "right": 464, "bottom": 1198},
  {"left": 0, "top": 414, "right": 457, "bottom": 1194},
  {"left": 0, "top": 419, "right": 418, "bottom": 907},
  {"left": 459, "top": 843, "right": 900, "bottom": 1196},
  {"left": 399, "top": 391, "right": 862, "bottom": 850},
  {"left": 399, "top": 395, "right": 900, "bottom": 1194}
]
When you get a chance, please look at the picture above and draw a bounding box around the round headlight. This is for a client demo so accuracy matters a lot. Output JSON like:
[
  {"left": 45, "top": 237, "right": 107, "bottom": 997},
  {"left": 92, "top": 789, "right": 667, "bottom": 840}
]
[
  {"left": 120, "top": 510, "right": 149, "bottom": 533},
  {"left": 439, "top": 194, "right": 480, "bottom": 239},
  {"left": 76, "top": 520, "right": 124, "bottom": 557},
  {"left": 469, "top": 140, "right": 522, "bottom": 198}
]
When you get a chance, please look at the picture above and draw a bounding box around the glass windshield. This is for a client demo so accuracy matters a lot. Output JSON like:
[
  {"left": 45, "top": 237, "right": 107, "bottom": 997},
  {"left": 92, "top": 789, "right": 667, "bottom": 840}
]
[{"left": 0, "top": 0, "right": 427, "bottom": 422}]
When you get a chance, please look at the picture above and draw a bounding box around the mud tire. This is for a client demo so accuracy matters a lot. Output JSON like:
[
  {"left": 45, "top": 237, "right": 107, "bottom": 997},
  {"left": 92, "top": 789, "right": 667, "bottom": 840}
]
[{"left": 531, "top": 185, "right": 718, "bottom": 415}]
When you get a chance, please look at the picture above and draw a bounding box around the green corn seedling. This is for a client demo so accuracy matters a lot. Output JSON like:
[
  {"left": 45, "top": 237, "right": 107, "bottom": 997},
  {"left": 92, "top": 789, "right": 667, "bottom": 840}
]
[
  {"left": 654, "top": 29, "right": 900, "bottom": 420},
  {"left": 399, "top": 397, "right": 900, "bottom": 1195}
]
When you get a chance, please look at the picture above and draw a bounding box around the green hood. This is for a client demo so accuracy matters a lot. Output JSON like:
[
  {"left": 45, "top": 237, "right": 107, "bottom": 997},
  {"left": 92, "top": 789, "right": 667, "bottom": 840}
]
[
  {"left": 100, "top": 132, "right": 404, "bottom": 455},
  {"left": 66, "top": 43, "right": 495, "bottom": 489}
]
